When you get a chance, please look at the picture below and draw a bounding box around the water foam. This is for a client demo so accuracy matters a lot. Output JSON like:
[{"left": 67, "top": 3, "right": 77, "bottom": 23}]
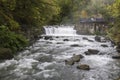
[{"left": 44, "top": 25, "right": 77, "bottom": 36}]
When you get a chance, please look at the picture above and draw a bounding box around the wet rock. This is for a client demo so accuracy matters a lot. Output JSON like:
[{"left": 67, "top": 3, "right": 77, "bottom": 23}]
[
  {"left": 110, "top": 40, "right": 116, "bottom": 46},
  {"left": 98, "top": 52, "right": 106, "bottom": 55},
  {"left": 38, "top": 36, "right": 43, "bottom": 39},
  {"left": 83, "top": 37, "right": 88, "bottom": 40},
  {"left": 112, "top": 55, "right": 120, "bottom": 59},
  {"left": 88, "top": 49, "right": 99, "bottom": 53},
  {"left": 77, "top": 64, "right": 90, "bottom": 70},
  {"left": 84, "top": 51, "right": 90, "bottom": 55},
  {"left": 50, "top": 38, "right": 54, "bottom": 40},
  {"left": 65, "top": 54, "right": 84, "bottom": 65},
  {"left": 35, "top": 55, "right": 53, "bottom": 62},
  {"left": 72, "top": 54, "right": 84, "bottom": 62},
  {"left": 65, "top": 59, "right": 74, "bottom": 65},
  {"left": 116, "top": 47, "right": 120, "bottom": 53},
  {"left": 56, "top": 42, "right": 64, "bottom": 44},
  {"left": 70, "top": 44, "right": 81, "bottom": 47},
  {"left": 88, "top": 39, "right": 94, "bottom": 42},
  {"left": 101, "top": 44, "right": 108, "bottom": 47},
  {"left": 116, "top": 49, "right": 120, "bottom": 53},
  {"left": 74, "top": 39, "right": 80, "bottom": 41},
  {"left": 83, "top": 37, "right": 94, "bottom": 42},
  {"left": 0, "top": 48, "right": 13, "bottom": 60},
  {"left": 100, "top": 37, "right": 109, "bottom": 43},
  {"left": 56, "top": 36, "right": 59, "bottom": 38},
  {"left": 116, "top": 42, "right": 120, "bottom": 53},
  {"left": 84, "top": 49, "right": 99, "bottom": 55},
  {"left": 101, "top": 38, "right": 109, "bottom": 43},
  {"left": 44, "top": 36, "right": 53, "bottom": 40},
  {"left": 46, "top": 41, "right": 53, "bottom": 44},
  {"left": 95, "top": 36, "right": 101, "bottom": 42},
  {"left": 63, "top": 39, "right": 69, "bottom": 41}
]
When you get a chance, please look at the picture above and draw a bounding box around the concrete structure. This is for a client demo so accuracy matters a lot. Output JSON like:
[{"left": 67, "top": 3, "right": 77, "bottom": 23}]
[{"left": 75, "top": 18, "right": 112, "bottom": 35}]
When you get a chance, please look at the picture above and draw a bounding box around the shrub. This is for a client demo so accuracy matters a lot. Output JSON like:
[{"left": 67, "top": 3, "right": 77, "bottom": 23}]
[{"left": 0, "top": 25, "right": 28, "bottom": 53}]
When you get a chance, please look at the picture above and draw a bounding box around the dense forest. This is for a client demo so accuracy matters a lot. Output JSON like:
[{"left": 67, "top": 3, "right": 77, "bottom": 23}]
[{"left": 0, "top": 0, "right": 120, "bottom": 60}]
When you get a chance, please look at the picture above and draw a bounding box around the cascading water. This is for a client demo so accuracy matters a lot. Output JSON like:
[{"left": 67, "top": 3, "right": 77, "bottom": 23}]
[
  {"left": 44, "top": 25, "right": 77, "bottom": 36},
  {"left": 0, "top": 25, "right": 120, "bottom": 80}
]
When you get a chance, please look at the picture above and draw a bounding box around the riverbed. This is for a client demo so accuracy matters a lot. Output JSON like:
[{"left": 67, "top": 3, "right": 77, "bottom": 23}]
[{"left": 0, "top": 35, "right": 120, "bottom": 80}]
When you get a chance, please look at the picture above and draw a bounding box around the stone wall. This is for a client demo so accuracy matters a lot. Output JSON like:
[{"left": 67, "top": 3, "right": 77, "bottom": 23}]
[{"left": 75, "top": 23, "right": 108, "bottom": 35}]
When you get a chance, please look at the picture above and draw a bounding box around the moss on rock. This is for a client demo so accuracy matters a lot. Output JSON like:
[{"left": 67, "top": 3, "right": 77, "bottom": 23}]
[{"left": 0, "top": 48, "right": 13, "bottom": 60}]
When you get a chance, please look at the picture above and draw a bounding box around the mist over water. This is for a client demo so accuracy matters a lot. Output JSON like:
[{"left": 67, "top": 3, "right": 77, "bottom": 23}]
[{"left": 0, "top": 25, "right": 120, "bottom": 80}]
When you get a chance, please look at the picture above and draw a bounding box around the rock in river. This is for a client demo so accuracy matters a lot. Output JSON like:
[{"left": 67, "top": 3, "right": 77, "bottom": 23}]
[
  {"left": 65, "top": 59, "right": 75, "bottom": 65},
  {"left": 65, "top": 54, "right": 84, "bottom": 65},
  {"left": 101, "top": 44, "right": 108, "bottom": 47},
  {"left": 44, "top": 36, "right": 53, "bottom": 40},
  {"left": 77, "top": 64, "right": 90, "bottom": 70},
  {"left": 83, "top": 37, "right": 88, "bottom": 40},
  {"left": 84, "top": 49, "right": 99, "bottom": 55},
  {"left": 70, "top": 44, "right": 81, "bottom": 47},
  {"left": 63, "top": 39, "right": 69, "bottom": 41},
  {"left": 0, "top": 48, "right": 13, "bottom": 60},
  {"left": 72, "top": 54, "right": 84, "bottom": 62},
  {"left": 95, "top": 36, "right": 101, "bottom": 42},
  {"left": 112, "top": 55, "right": 120, "bottom": 59}
]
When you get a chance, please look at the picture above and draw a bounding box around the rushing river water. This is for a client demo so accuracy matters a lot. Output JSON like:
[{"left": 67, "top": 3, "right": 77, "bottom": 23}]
[{"left": 0, "top": 25, "right": 120, "bottom": 80}]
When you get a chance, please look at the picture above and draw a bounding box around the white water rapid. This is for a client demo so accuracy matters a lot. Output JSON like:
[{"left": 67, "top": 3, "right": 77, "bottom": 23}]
[
  {"left": 0, "top": 26, "right": 120, "bottom": 80},
  {"left": 43, "top": 25, "right": 77, "bottom": 36}
]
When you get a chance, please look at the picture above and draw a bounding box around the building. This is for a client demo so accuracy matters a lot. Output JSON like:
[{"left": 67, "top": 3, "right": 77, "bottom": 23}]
[{"left": 75, "top": 18, "right": 112, "bottom": 35}]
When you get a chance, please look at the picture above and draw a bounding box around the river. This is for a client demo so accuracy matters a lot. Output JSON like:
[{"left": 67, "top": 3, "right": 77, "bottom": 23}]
[{"left": 0, "top": 26, "right": 120, "bottom": 80}]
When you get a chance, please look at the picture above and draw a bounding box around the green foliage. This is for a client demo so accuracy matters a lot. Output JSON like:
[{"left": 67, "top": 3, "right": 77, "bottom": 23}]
[
  {"left": 0, "top": 0, "right": 20, "bottom": 30},
  {"left": 49, "top": 0, "right": 114, "bottom": 24},
  {"left": 107, "top": 0, "right": 120, "bottom": 43},
  {"left": 107, "top": 0, "right": 120, "bottom": 17},
  {"left": 13, "top": 0, "right": 60, "bottom": 27},
  {"left": 0, "top": 25, "right": 28, "bottom": 53},
  {"left": 50, "top": 0, "right": 85, "bottom": 24}
]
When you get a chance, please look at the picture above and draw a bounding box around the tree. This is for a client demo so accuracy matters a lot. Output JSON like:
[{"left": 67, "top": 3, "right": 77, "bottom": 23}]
[
  {"left": 107, "top": 0, "right": 120, "bottom": 43},
  {"left": 52, "top": 0, "right": 86, "bottom": 24},
  {"left": 0, "top": 0, "right": 60, "bottom": 56},
  {"left": 13, "top": 0, "right": 60, "bottom": 27},
  {"left": 0, "top": 0, "right": 19, "bottom": 30}
]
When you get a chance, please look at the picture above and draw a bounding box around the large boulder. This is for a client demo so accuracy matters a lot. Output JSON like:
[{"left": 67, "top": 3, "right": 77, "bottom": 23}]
[
  {"left": 44, "top": 36, "right": 53, "bottom": 40},
  {"left": 0, "top": 48, "right": 13, "bottom": 60},
  {"left": 56, "top": 42, "right": 64, "bottom": 44},
  {"left": 95, "top": 36, "right": 101, "bottom": 42},
  {"left": 70, "top": 44, "right": 81, "bottom": 47},
  {"left": 88, "top": 39, "right": 94, "bottom": 42},
  {"left": 56, "top": 36, "right": 59, "bottom": 38},
  {"left": 83, "top": 37, "right": 88, "bottom": 40},
  {"left": 72, "top": 54, "right": 84, "bottom": 62},
  {"left": 101, "top": 44, "right": 108, "bottom": 47},
  {"left": 77, "top": 64, "right": 90, "bottom": 70},
  {"left": 63, "top": 39, "right": 69, "bottom": 41},
  {"left": 110, "top": 40, "right": 116, "bottom": 47},
  {"left": 83, "top": 37, "right": 94, "bottom": 42},
  {"left": 46, "top": 41, "right": 53, "bottom": 44},
  {"left": 116, "top": 42, "right": 120, "bottom": 53},
  {"left": 65, "top": 54, "right": 84, "bottom": 65},
  {"left": 65, "top": 59, "right": 74, "bottom": 65},
  {"left": 33, "top": 54, "right": 53, "bottom": 62},
  {"left": 116, "top": 49, "right": 120, "bottom": 53},
  {"left": 112, "top": 55, "right": 120, "bottom": 59},
  {"left": 84, "top": 49, "right": 99, "bottom": 55}
]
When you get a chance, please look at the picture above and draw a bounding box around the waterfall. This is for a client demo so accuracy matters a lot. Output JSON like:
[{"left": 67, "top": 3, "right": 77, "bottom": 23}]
[{"left": 43, "top": 25, "right": 77, "bottom": 36}]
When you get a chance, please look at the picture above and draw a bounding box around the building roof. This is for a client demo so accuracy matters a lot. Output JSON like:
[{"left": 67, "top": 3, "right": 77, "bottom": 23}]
[{"left": 80, "top": 18, "right": 107, "bottom": 23}]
